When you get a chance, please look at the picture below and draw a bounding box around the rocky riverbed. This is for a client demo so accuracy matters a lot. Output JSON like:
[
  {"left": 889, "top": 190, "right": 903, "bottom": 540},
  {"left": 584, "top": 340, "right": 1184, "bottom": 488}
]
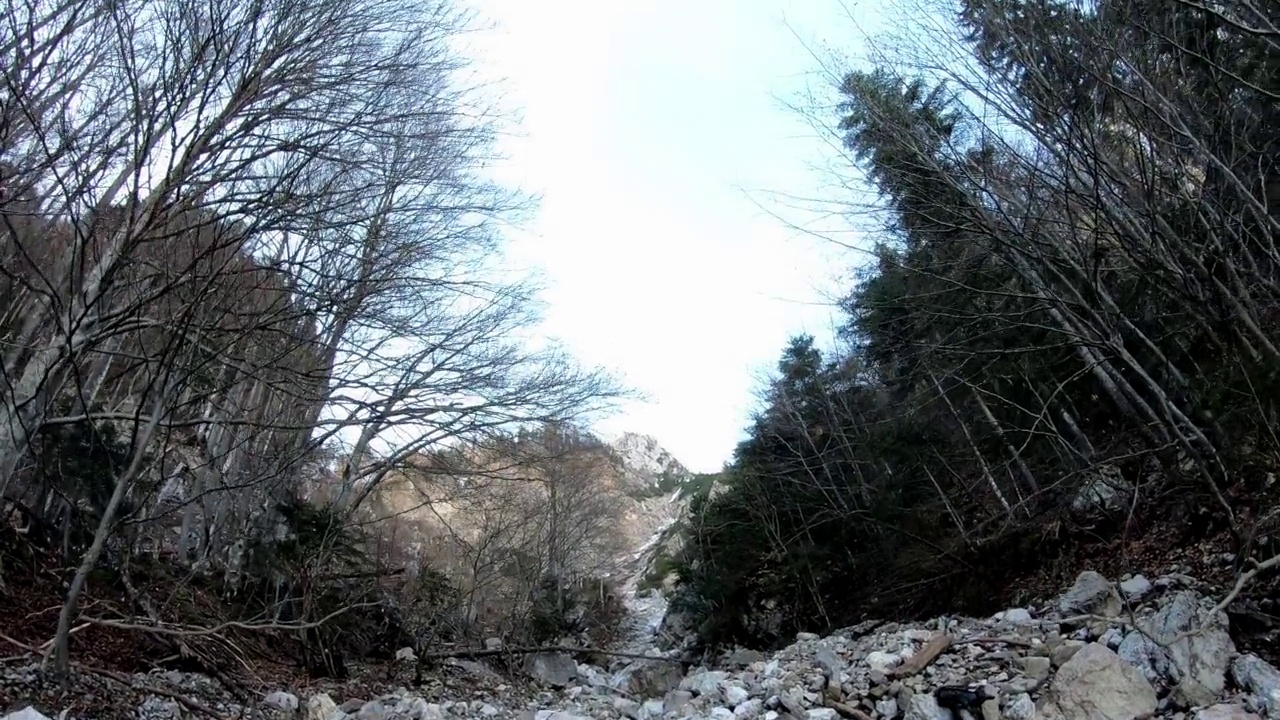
[{"left": 4, "top": 569, "right": 1279, "bottom": 720}]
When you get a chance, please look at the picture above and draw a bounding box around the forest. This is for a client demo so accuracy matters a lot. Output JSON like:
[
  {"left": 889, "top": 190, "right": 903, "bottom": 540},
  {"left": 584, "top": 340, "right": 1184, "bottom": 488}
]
[
  {"left": 669, "top": 0, "right": 1280, "bottom": 649},
  {"left": 0, "top": 0, "right": 1276, "bottom": 693},
  {"left": 0, "top": 0, "right": 636, "bottom": 681}
]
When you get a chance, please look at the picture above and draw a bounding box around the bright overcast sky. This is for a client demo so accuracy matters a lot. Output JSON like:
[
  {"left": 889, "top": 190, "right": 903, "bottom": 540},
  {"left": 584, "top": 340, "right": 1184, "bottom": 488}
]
[{"left": 465, "top": 1, "right": 886, "bottom": 473}]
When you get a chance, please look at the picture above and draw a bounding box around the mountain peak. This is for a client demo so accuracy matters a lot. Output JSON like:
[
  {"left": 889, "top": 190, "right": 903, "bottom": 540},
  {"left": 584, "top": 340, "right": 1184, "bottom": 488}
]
[{"left": 607, "top": 432, "right": 690, "bottom": 487}]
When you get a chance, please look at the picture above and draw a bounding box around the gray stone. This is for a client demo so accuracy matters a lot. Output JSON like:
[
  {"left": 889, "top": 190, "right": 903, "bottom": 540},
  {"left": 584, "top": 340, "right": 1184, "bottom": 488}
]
[
  {"left": 1003, "top": 609, "right": 1034, "bottom": 625},
  {"left": 1119, "top": 591, "right": 1235, "bottom": 706},
  {"left": 664, "top": 689, "right": 695, "bottom": 715},
  {"left": 1197, "top": 705, "right": 1261, "bottom": 720},
  {"left": 1017, "top": 656, "right": 1052, "bottom": 683},
  {"left": 906, "top": 694, "right": 953, "bottom": 720},
  {"left": 981, "top": 700, "right": 1002, "bottom": 720},
  {"left": 410, "top": 700, "right": 445, "bottom": 720},
  {"left": 1120, "top": 576, "right": 1154, "bottom": 601},
  {"left": 1050, "top": 641, "right": 1084, "bottom": 668},
  {"left": 612, "top": 697, "right": 641, "bottom": 719},
  {"left": 1038, "top": 643, "right": 1157, "bottom": 720},
  {"left": 265, "top": 691, "right": 300, "bottom": 712},
  {"left": 899, "top": 686, "right": 917, "bottom": 714},
  {"left": 878, "top": 697, "right": 901, "bottom": 718},
  {"left": 868, "top": 651, "right": 903, "bottom": 673},
  {"left": 1059, "top": 571, "right": 1121, "bottom": 618},
  {"left": 1004, "top": 694, "right": 1035, "bottom": 720},
  {"left": 726, "top": 684, "right": 752, "bottom": 706},
  {"left": 356, "top": 701, "right": 387, "bottom": 720},
  {"left": 1232, "top": 655, "right": 1280, "bottom": 720},
  {"left": 735, "top": 699, "right": 765, "bottom": 719},
  {"left": 1117, "top": 630, "right": 1171, "bottom": 687},
  {"left": 2, "top": 709, "right": 52, "bottom": 720},
  {"left": 1101, "top": 627, "right": 1126, "bottom": 649},
  {"left": 306, "top": 694, "right": 338, "bottom": 720},
  {"left": 524, "top": 652, "right": 579, "bottom": 688},
  {"left": 612, "top": 660, "right": 684, "bottom": 697},
  {"left": 686, "top": 670, "right": 729, "bottom": 698},
  {"left": 1072, "top": 465, "right": 1131, "bottom": 513},
  {"left": 807, "top": 710, "right": 840, "bottom": 720},
  {"left": 816, "top": 646, "right": 845, "bottom": 678},
  {"left": 639, "top": 699, "right": 665, "bottom": 720},
  {"left": 727, "top": 648, "right": 768, "bottom": 667}
]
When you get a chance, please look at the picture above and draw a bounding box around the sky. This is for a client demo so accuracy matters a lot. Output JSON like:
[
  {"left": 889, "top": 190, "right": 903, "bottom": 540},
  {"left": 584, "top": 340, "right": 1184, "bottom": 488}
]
[{"left": 466, "top": 1, "right": 887, "bottom": 473}]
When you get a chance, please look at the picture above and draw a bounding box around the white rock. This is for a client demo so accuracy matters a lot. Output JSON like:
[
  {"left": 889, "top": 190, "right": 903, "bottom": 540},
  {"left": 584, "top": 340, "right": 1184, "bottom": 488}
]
[
  {"left": 711, "top": 708, "right": 736, "bottom": 720},
  {"left": 305, "top": 694, "right": 338, "bottom": 720},
  {"left": 524, "top": 653, "right": 579, "bottom": 687},
  {"left": 1119, "top": 575, "right": 1153, "bottom": 600},
  {"left": 612, "top": 697, "right": 641, "bottom": 719},
  {"left": 265, "top": 691, "right": 299, "bottom": 712},
  {"left": 807, "top": 710, "right": 840, "bottom": 720},
  {"left": 412, "top": 700, "right": 445, "bottom": 720},
  {"left": 735, "top": 699, "right": 766, "bottom": 719},
  {"left": 395, "top": 646, "right": 416, "bottom": 662},
  {"left": 726, "top": 685, "right": 752, "bottom": 706},
  {"left": 1058, "top": 571, "right": 1120, "bottom": 617},
  {"left": 867, "top": 651, "right": 903, "bottom": 673},
  {"left": 1002, "top": 608, "right": 1033, "bottom": 624},
  {"left": 639, "top": 699, "right": 665, "bottom": 720},
  {"left": 1004, "top": 694, "right": 1035, "bottom": 720},
  {"left": 2, "top": 708, "right": 52, "bottom": 720},
  {"left": 686, "top": 670, "right": 729, "bottom": 698},
  {"left": 357, "top": 701, "right": 387, "bottom": 720},
  {"left": 1232, "top": 654, "right": 1280, "bottom": 720},
  {"left": 906, "top": 693, "right": 953, "bottom": 720}
]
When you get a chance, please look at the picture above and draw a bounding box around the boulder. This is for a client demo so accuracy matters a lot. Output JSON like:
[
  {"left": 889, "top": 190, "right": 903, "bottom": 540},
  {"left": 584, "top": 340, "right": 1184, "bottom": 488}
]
[
  {"left": 524, "top": 652, "right": 579, "bottom": 687},
  {"left": 1232, "top": 654, "right": 1280, "bottom": 720},
  {"left": 1037, "top": 643, "right": 1157, "bottom": 720},
  {"left": 1058, "top": 571, "right": 1121, "bottom": 619},
  {"left": 612, "top": 659, "right": 684, "bottom": 697},
  {"left": 1117, "top": 591, "right": 1234, "bottom": 706},
  {"left": 356, "top": 700, "right": 387, "bottom": 720},
  {"left": 305, "top": 694, "right": 338, "bottom": 720},
  {"left": 264, "top": 691, "right": 299, "bottom": 712}
]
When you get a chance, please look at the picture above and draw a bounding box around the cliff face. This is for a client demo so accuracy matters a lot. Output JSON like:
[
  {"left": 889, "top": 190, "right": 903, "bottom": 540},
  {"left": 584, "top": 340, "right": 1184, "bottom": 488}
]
[
  {"left": 347, "top": 430, "right": 696, "bottom": 625},
  {"left": 600, "top": 432, "right": 691, "bottom": 579}
]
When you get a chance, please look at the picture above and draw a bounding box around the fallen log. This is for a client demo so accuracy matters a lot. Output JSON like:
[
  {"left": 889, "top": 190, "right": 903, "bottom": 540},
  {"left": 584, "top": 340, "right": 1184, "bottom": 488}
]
[{"left": 889, "top": 633, "right": 951, "bottom": 678}]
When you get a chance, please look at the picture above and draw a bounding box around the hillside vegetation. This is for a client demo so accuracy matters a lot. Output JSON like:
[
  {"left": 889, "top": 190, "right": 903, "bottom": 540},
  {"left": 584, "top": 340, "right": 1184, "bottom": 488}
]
[
  {"left": 666, "top": 0, "right": 1280, "bottom": 649},
  {"left": 0, "top": 0, "right": 641, "bottom": 681}
]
